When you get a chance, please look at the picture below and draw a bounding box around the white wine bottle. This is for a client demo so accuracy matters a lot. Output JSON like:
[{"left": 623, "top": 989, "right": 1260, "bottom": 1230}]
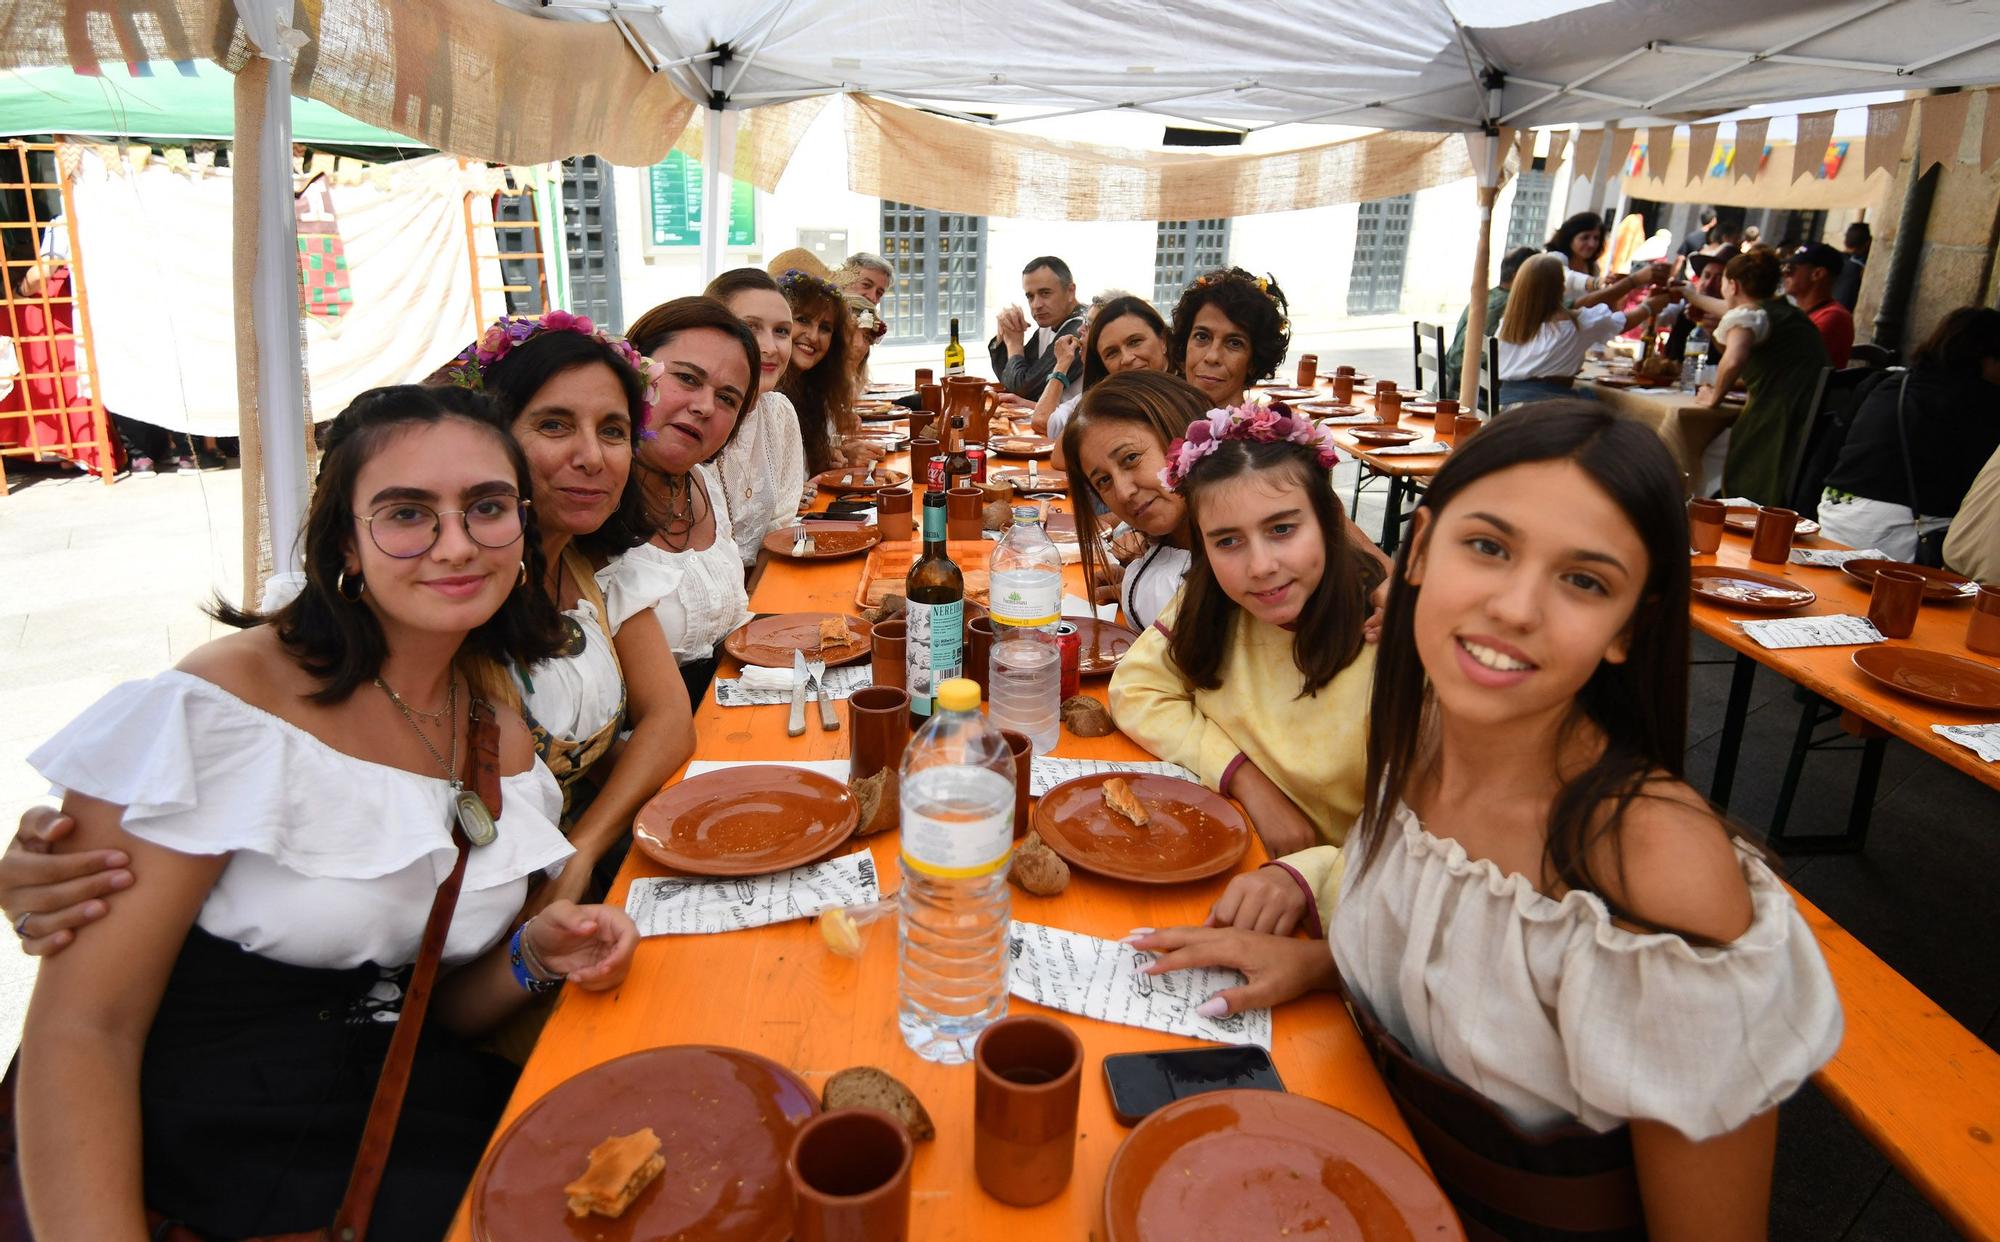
[{"left": 943, "top": 316, "right": 965, "bottom": 376}]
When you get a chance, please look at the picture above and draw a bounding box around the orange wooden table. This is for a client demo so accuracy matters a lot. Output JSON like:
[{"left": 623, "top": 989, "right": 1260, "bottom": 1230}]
[
  {"left": 446, "top": 476, "right": 1421, "bottom": 1241},
  {"left": 1690, "top": 533, "right": 2000, "bottom": 843}
]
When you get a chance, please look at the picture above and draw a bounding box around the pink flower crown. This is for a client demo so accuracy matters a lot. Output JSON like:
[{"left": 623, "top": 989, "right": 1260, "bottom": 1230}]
[
  {"left": 1159, "top": 402, "right": 1343, "bottom": 491},
  {"left": 441, "top": 310, "right": 662, "bottom": 437}
]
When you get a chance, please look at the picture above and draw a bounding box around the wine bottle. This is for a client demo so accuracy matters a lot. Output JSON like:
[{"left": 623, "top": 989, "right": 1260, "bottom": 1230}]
[
  {"left": 944, "top": 317, "right": 965, "bottom": 376},
  {"left": 904, "top": 491, "right": 964, "bottom": 723}
]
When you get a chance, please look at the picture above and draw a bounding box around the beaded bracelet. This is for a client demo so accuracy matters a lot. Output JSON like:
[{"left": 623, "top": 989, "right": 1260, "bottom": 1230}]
[{"left": 509, "top": 920, "right": 562, "bottom": 994}]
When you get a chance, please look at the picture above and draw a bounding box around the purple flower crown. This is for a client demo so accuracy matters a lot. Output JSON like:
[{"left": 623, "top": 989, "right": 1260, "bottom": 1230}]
[
  {"left": 1160, "top": 401, "right": 1344, "bottom": 491},
  {"left": 441, "top": 310, "right": 662, "bottom": 437}
]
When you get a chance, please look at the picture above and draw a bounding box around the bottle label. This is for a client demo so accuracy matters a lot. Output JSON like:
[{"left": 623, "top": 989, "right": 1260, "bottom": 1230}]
[
  {"left": 922, "top": 504, "right": 946, "bottom": 543},
  {"left": 904, "top": 598, "right": 963, "bottom": 717},
  {"left": 902, "top": 806, "right": 1012, "bottom": 877},
  {"left": 989, "top": 574, "right": 1060, "bottom": 628}
]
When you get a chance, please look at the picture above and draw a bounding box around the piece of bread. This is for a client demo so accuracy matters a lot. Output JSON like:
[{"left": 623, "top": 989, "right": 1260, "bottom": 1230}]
[
  {"left": 818, "top": 616, "right": 852, "bottom": 647},
  {"left": 851, "top": 768, "right": 892, "bottom": 836},
  {"left": 564, "top": 1128, "right": 665, "bottom": 1218},
  {"left": 822, "top": 1066, "right": 935, "bottom": 1142},
  {"left": 1060, "top": 695, "right": 1115, "bottom": 737},
  {"left": 1102, "top": 777, "right": 1150, "bottom": 827},
  {"left": 1010, "top": 831, "right": 1071, "bottom": 896}
]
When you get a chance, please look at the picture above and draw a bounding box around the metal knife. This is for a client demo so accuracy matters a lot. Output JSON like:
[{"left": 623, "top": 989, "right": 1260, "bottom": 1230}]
[{"left": 787, "top": 649, "right": 809, "bottom": 737}]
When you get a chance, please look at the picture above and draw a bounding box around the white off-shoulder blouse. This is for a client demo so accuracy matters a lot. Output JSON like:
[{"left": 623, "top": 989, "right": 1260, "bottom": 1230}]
[
  {"left": 1330, "top": 802, "right": 1843, "bottom": 1142},
  {"left": 597, "top": 464, "right": 751, "bottom": 664},
  {"left": 28, "top": 671, "right": 573, "bottom": 969}
]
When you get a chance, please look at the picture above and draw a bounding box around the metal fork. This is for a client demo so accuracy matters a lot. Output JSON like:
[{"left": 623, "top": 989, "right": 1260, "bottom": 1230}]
[
  {"left": 791, "top": 522, "right": 815, "bottom": 557},
  {"left": 807, "top": 644, "right": 838, "bottom": 731}
]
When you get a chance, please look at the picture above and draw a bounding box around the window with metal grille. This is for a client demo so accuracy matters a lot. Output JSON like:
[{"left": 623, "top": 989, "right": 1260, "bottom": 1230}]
[
  {"left": 1504, "top": 169, "right": 1554, "bottom": 254},
  {"left": 1154, "top": 218, "right": 1230, "bottom": 306},
  {"left": 879, "top": 201, "right": 986, "bottom": 345},
  {"left": 1347, "top": 194, "right": 1413, "bottom": 316},
  {"left": 560, "top": 155, "right": 622, "bottom": 329}
]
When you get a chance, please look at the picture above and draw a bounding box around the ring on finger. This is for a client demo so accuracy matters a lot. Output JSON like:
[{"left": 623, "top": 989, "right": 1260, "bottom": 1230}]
[{"left": 12, "top": 913, "right": 30, "bottom": 939}]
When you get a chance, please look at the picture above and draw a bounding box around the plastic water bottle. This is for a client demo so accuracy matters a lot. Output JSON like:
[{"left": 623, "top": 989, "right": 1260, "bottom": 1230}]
[
  {"left": 1681, "top": 327, "right": 1710, "bottom": 393},
  {"left": 987, "top": 506, "right": 1064, "bottom": 754},
  {"left": 898, "top": 678, "right": 1016, "bottom": 1064}
]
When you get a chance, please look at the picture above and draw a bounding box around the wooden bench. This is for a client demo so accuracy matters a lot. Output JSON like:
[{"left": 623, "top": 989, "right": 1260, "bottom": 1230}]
[{"left": 1792, "top": 886, "right": 2000, "bottom": 1240}]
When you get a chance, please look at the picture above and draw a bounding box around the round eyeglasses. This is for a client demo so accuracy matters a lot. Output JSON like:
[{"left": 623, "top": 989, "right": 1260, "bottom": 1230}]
[{"left": 355, "top": 495, "right": 529, "bottom": 559}]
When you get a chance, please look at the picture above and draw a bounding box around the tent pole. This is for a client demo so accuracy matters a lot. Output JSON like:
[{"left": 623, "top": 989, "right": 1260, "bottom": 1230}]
[
  {"left": 234, "top": 2, "right": 309, "bottom": 600},
  {"left": 1459, "top": 180, "right": 1498, "bottom": 410},
  {"left": 699, "top": 105, "right": 737, "bottom": 282}
]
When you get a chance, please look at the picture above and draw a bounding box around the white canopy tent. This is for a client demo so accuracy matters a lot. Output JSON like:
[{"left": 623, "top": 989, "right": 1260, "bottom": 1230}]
[{"left": 8, "top": 0, "right": 2000, "bottom": 585}]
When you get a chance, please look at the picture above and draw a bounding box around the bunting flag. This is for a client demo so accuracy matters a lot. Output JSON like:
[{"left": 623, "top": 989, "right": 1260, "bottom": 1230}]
[
  {"left": 1794, "top": 111, "right": 1837, "bottom": 180},
  {"left": 1647, "top": 125, "right": 1677, "bottom": 180},
  {"left": 1732, "top": 119, "right": 1769, "bottom": 181},
  {"left": 1515, "top": 128, "right": 1537, "bottom": 170},
  {"left": 1983, "top": 89, "right": 2000, "bottom": 171},
  {"left": 1571, "top": 128, "right": 1605, "bottom": 184},
  {"left": 1545, "top": 130, "right": 1570, "bottom": 180},
  {"left": 1917, "top": 91, "right": 1973, "bottom": 173},
  {"left": 1687, "top": 123, "right": 1720, "bottom": 182},
  {"left": 1602, "top": 126, "right": 1634, "bottom": 182},
  {"left": 1866, "top": 100, "right": 1914, "bottom": 179}
]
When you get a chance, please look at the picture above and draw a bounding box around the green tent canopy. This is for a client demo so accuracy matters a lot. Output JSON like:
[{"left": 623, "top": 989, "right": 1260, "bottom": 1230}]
[{"left": 0, "top": 62, "right": 422, "bottom": 147}]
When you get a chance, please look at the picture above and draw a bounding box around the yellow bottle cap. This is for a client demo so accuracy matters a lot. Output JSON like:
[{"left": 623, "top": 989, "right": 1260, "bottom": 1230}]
[{"left": 935, "top": 678, "right": 981, "bottom": 713}]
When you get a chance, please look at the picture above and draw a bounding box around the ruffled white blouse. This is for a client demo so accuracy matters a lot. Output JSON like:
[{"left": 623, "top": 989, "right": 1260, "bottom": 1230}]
[
  {"left": 28, "top": 671, "right": 574, "bottom": 969},
  {"left": 718, "top": 390, "right": 807, "bottom": 568},
  {"left": 1331, "top": 803, "right": 1842, "bottom": 1142},
  {"left": 521, "top": 598, "right": 623, "bottom": 745},
  {"left": 1119, "top": 542, "right": 1191, "bottom": 632},
  {"left": 1718, "top": 305, "right": 1773, "bottom": 346},
  {"left": 596, "top": 465, "right": 751, "bottom": 664}
]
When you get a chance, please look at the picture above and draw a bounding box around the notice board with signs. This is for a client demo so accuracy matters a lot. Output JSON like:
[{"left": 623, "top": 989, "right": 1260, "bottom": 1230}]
[{"left": 647, "top": 150, "right": 755, "bottom": 249}]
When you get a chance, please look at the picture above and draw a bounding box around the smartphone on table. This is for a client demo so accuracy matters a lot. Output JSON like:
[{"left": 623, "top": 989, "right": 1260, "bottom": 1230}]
[{"left": 1102, "top": 1046, "right": 1286, "bottom": 1126}]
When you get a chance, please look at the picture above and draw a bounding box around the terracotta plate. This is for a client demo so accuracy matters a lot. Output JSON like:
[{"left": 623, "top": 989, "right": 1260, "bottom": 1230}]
[
  {"left": 1103, "top": 1090, "right": 1463, "bottom": 1242},
  {"left": 761, "top": 522, "right": 882, "bottom": 561},
  {"left": 1591, "top": 375, "right": 1643, "bottom": 389},
  {"left": 470, "top": 1045, "right": 820, "bottom": 1242},
  {"left": 633, "top": 765, "right": 860, "bottom": 875},
  {"left": 1331, "top": 372, "right": 1373, "bottom": 386},
  {"left": 991, "top": 468, "right": 1069, "bottom": 493},
  {"left": 813, "top": 467, "right": 908, "bottom": 494},
  {"left": 723, "top": 612, "right": 873, "bottom": 668},
  {"left": 1296, "top": 400, "right": 1365, "bottom": 416},
  {"left": 1065, "top": 616, "right": 1141, "bottom": 676},
  {"left": 1688, "top": 565, "right": 1817, "bottom": 611},
  {"left": 1850, "top": 648, "right": 2000, "bottom": 713},
  {"left": 1838, "top": 558, "right": 1980, "bottom": 602},
  {"left": 1032, "top": 772, "right": 1249, "bottom": 884},
  {"left": 1260, "top": 387, "right": 1320, "bottom": 401},
  {"left": 1350, "top": 427, "right": 1423, "bottom": 446},
  {"left": 1723, "top": 508, "right": 1820, "bottom": 538},
  {"left": 991, "top": 434, "right": 1056, "bottom": 458}
]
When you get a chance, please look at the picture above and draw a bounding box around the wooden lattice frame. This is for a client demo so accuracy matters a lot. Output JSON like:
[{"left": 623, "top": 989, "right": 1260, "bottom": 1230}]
[{"left": 462, "top": 166, "right": 552, "bottom": 332}]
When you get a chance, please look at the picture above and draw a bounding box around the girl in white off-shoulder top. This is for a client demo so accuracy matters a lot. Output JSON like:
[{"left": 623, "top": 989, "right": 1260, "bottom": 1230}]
[{"left": 1134, "top": 404, "right": 1840, "bottom": 1239}]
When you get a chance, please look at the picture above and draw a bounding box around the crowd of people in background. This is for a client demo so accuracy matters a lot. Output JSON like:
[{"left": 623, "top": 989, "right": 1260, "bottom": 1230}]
[{"left": 10, "top": 203, "right": 1999, "bottom": 1239}]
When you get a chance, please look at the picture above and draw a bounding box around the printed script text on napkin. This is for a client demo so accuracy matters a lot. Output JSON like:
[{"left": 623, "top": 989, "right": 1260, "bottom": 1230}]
[
  {"left": 1006, "top": 921, "right": 1272, "bottom": 1049},
  {"left": 624, "top": 852, "right": 880, "bottom": 936}
]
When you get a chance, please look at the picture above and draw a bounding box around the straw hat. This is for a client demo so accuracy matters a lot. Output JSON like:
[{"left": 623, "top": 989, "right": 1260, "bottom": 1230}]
[{"left": 765, "top": 247, "right": 832, "bottom": 281}]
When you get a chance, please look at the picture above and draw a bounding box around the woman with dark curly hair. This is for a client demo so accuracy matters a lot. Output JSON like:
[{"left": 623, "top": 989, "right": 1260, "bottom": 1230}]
[
  {"left": 774, "top": 268, "right": 858, "bottom": 475},
  {"left": 1168, "top": 268, "right": 1291, "bottom": 408}
]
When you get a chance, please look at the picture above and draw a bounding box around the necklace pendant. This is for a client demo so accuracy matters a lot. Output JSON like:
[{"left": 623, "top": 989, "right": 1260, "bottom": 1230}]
[
  {"left": 560, "top": 615, "right": 588, "bottom": 658},
  {"left": 455, "top": 788, "right": 499, "bottom": 847}
]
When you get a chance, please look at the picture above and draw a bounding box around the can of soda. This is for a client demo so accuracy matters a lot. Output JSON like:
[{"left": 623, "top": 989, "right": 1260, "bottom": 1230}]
[
  {"left": 1055, "top": 621, "right": 1081, "bottom": 700},
  {"left": 966, "top": 444, "right": 988, "bottom": 484},
  {"left": 926, "top": 454, "right": 948, "bottom": 490}
]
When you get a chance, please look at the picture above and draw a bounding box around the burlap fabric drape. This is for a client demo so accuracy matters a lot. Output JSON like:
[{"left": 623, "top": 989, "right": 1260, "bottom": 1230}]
[
  {"left": 2, "top": 0, "right": 697, "bottom": 168},
  {"left": 844, "top": 95, "right": 1505, "bottom": 222}
]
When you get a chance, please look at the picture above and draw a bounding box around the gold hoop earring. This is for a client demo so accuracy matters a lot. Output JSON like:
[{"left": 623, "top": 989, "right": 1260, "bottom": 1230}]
[
  {"left": 337, "top": 570, "right": 365, "bottom": 601},
  {"left": 516, "top": 562, "right": 528, "bottom": 588}
]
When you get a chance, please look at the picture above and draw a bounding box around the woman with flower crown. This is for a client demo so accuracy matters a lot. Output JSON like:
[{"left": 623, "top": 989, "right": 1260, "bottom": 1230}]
[
  {"left": 1168, "top": 267, "right": 1292, "bottom": 408},
  {"left": 1108, "top": 403, "right": 1384, "bottom": 858}
]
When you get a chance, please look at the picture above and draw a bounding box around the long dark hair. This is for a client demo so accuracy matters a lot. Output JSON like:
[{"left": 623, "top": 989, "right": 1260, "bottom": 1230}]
[
  {"left": 1167, "top": 268, "right": 1291, "bottom": 388},
  {"left": 1167, "top": 437, "right": 1376, "bottom": 696},
  {"left": 625, "top": 295, "right": 761, "bottom": 461},
  {"left": 214, "top": 386, "right": 565, "bottom": 703},
  {"left": 472, "top": 327, "right": 653, "bottom": 558},
  {"left": 1080, "top": 295, "right": 1170, "bottom": 391},
  {"left": 1062, "top": 371, "right": 1207, "bottom": 607},
  {"left": 1354, "top": 400, "right": 1692, "bottom": 909},
  {"left": 1546, "top": 211, "right": 1604, "bottom": 272},
  {"left": 776, "top": 269, "right": 853, "bottom": 474},
  {"left": 1913, "top": 306, "right": 2000, "bottom": 375}
]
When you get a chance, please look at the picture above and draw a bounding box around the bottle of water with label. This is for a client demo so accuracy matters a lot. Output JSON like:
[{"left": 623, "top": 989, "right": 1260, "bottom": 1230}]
[
  {"left": 1681, "top": 327, "right": 1709, "bottom": 393},
  {"left": 987, "top": 505, "right": 1063, "bottom": 754},
  {"left": 898, "top": 677, "right": 1015, "bottom": 1064}
]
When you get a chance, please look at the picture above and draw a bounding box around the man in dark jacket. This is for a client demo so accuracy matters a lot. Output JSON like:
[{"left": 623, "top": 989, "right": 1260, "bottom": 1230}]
[{"left": 988, "top": 256, "right": 1084, "bottom": 399}]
